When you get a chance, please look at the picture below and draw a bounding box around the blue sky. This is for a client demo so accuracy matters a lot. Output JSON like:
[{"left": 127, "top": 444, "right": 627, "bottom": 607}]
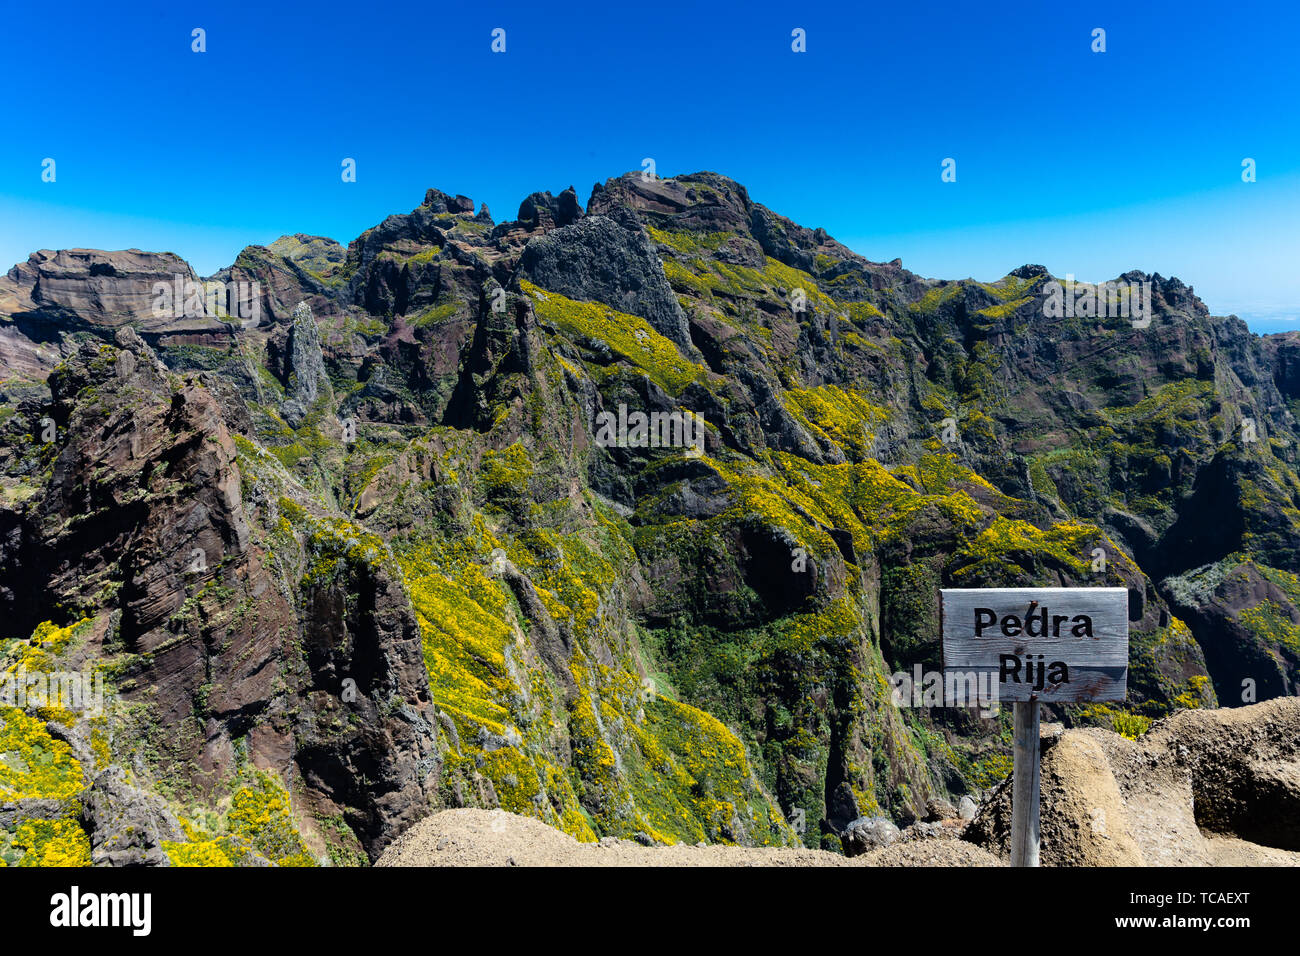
[{"left": 2, "top": 0, "right": 1297, "bottom": 331}]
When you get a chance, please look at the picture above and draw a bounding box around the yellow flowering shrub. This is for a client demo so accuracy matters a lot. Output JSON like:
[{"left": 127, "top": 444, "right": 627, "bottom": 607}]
[
  {"left": 2, "top": 818, "right": 91, "bottom": 867},
  {"left": 163, "top": 839, "right": 234, "bottom": 867},
  {"left": 225, "top": 772, "right": 315, "bottom": 867},
  {"left": 0, "top": 706, "right": 86, "bottom": 801}
]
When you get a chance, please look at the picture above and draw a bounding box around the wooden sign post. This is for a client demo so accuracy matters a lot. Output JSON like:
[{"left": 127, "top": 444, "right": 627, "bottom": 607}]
[
  {"left": 1010, "top": 698, "right": 1040, "bottom": 867},
  {"left": 940, "top": 587, "right": 1129, "bottom": 867}
]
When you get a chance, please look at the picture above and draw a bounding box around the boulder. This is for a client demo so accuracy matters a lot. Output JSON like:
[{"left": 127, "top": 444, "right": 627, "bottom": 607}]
[
  {"left": 924, "top": 797, "right": 957, "bottom": 821},
  {"left": 841, "top": 816, "right": 900, "bottom": 857},
  {"left": 958, "top": 795, "right": 978, "bottom": 820}
]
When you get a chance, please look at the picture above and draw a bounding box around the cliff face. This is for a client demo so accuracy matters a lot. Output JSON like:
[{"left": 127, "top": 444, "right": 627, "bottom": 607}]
[
  {"left": 1, "top": 328, "right": 438, "bottom": 863},
  {"left": 1, "top": 170, "right": 1297, "bottom": 865}
]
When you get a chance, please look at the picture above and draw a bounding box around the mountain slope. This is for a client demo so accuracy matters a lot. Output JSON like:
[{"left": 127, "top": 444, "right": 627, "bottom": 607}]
[{"left": 1, "top": 171, "right": 1297, "bottom": 864}]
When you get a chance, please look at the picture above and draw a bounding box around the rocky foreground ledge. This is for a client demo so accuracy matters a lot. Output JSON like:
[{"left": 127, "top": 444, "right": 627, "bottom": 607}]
[
  {"left": 376, "top": 808, "right": 1002, "bottom": 867},
  {"left": 379, "top": 699, "right": 1300, "bottom": 867}
]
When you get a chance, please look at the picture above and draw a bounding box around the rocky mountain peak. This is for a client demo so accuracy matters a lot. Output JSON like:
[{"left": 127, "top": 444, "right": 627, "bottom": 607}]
[
  {"left": 2, "top": 168, "right": 1298, "bottom": 867},
  {"left": 421, "top": 188, "right": 476, "bottom": 215},
  {"left": 515, "top": 186, "right": 584, "bottom": 232}
]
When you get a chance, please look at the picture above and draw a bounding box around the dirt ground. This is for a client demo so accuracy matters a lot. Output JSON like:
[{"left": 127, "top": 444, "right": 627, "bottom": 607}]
[{"left": 376, "top": 808, "right": 1003, "bottom": 867}]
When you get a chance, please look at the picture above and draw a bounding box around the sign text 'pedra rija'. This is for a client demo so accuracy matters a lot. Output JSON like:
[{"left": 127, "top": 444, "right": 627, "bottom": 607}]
[
  {"left": 941, "top": 586, "right": 1130, "bottom": 867},
  {"left": 941, "top": 587, "right": 1130, "bottom": 703}
]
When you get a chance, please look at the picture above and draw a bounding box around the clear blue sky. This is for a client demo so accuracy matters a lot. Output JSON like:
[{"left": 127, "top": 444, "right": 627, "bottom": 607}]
[{"left": 2, "top": 0, "right": 1298, "bottom": 331}]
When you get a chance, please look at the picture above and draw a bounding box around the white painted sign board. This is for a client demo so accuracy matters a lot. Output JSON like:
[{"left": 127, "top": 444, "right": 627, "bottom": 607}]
[{"left": 940, "top": 587, "right": 1129, "bottom": 703}]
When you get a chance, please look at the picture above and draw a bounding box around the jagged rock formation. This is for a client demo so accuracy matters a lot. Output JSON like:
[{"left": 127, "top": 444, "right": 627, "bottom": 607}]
[
  {"left": 2, "top": 328, "right": 438, "bottom": 863},
  {"left": 212, "top": 234, "right": 347, "bottom": 329},
  {"left": 277, "top": 302, "right": 332, "bottom": 427},
  {"left": 80, "top": 766, "right": 187, "bottom": 867},
  {"left": 1, "top": 170, "right": 1298, "bottom": 866},
  {"left": 514, "top": 186, "right": 584, "bottom": 232},
  {"left": 518, "top": 210, "right": 693, "bottom": 351}
]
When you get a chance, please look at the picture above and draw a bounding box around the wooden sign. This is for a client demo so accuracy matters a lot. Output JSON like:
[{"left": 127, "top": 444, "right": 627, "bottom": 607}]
[
  {"left": 940, "top": 587, "right": 1130, "bottom": 866},
  {"left": 940, "top": 587, "right": 1129, "bottom": 703}
]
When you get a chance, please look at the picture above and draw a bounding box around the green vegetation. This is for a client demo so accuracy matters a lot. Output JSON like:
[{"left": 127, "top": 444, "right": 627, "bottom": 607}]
[
  {"left": 646, "top": 226, "right": 736, "bottom": 256},
  {"left": 0, "top": 706, "right": 91, "bottom": 866},
  {"left": 8, "top": 177, "right": 1297, "bottom": 869},
  {"left": 164, "top": 770, "right": 315, "bottom": 866},
  {"left": 783, "top": 385, "right": 889, "bottom": 460},
  {"left": 523, "top": 280, "right": 707, "bottom": 394}
]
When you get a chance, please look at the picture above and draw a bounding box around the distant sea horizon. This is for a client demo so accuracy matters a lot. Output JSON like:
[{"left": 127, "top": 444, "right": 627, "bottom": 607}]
[{"left": 1229, "top": 309, "right": 1300, "bottom": 335}]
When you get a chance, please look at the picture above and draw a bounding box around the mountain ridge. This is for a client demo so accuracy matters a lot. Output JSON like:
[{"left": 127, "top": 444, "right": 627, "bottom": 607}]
[{"left": 1, "top": 169, "right": 1298, "bottom": 865}]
